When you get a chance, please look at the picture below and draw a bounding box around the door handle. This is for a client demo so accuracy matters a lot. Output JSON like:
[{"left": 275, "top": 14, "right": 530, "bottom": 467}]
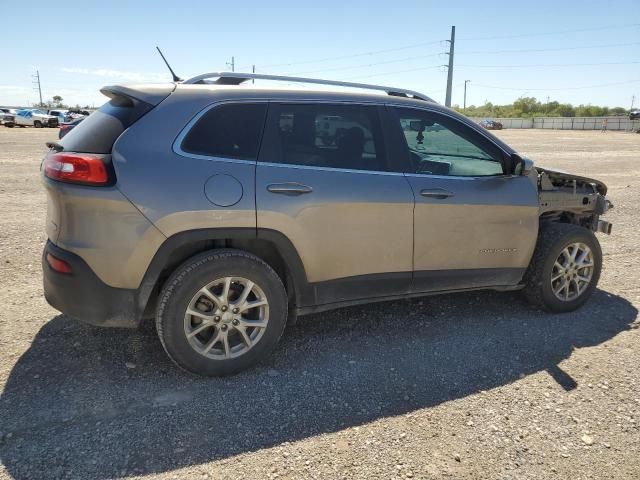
[
  {"left": 267, "top": 183, "right": 313, "bottom": 196},
  {"left": 420, "top": 188, "right": 455, "bottom": 199}
]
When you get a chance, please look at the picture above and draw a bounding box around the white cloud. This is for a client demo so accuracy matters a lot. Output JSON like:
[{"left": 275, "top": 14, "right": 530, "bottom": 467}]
[{"left": 60, "top": 67, "right": 169, "bottom": 83}]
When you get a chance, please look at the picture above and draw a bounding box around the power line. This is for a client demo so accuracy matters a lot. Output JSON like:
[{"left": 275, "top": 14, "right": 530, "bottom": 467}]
[
  {"left": 249, "top": 24, "right": 640, "bottom": 74},
  {"left": 457, "top": 41, "right": 640, "bottom": 55},
  {"left": 459, "top": 23, "right": 640, "bottom": 41},
  {"left": 272, "top": 42, "right": 640, "bottom": 79},
  {"left": 250, "top": 24, "right": 639, "bottom": 75},
  {"left": 471, "top": 79, "right": 640, "bottom": 91},
  {"left": 285, "top": 52, "right": 444, "bottom": 76},
  {"left": 341, "top": 64, "right": 444, "bottom": 80},
  {"left": 457, "top": 61, "right": 640, "bottom": 68},
  {"left": 259, "top": 39, "right": 445, "bottom": 69},
  {"left": 278, "top": 42, "right": 640, "bottom": 77}
]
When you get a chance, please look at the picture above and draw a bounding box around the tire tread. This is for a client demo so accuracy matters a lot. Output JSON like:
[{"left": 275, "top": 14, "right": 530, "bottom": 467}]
[{"left": 155, "top": 249, "right": 287, "bottom": 376}]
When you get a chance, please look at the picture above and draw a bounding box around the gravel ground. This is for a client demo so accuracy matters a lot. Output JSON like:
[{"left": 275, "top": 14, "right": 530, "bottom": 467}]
[{"left": 0, "top": 127, "right": 638, "bottom": 480}]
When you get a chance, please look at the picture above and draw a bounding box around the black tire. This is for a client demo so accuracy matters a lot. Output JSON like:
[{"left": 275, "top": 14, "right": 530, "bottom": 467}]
[
  {"left": 156, "top": 249, "right": 288, "bottom": 376},
  {"left": 33, "top": 120, "right": 42, "bottom": 128},
  {"left": 523, "top": 223, "right": 602, "bottom": 313},
  {"left": 5, "top": 124, "right": 14, "bottom": 128}
]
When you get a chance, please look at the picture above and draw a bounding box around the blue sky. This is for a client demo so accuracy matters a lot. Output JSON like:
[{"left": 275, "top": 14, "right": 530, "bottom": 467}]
[{"left": 1, "top": 0, "right": 639, "bottom": 108}]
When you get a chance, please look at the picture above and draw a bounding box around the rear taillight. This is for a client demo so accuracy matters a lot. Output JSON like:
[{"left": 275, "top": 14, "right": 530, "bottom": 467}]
[
  {"left": 46, "top": 253, "right": 72, "bottom": 273},
  {"left": 44, "top": 152, "right": 109, "bottom": 185}
]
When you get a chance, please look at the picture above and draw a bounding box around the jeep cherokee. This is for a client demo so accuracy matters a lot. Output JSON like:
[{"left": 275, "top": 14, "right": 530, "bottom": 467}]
[{"left": 41, "top": 72, "right": 613, "bottom": 376}]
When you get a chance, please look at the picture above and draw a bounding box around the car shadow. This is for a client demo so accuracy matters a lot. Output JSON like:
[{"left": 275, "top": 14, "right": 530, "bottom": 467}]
[{"left": 0, "top": 289, "right": 636, "bottom": 479}]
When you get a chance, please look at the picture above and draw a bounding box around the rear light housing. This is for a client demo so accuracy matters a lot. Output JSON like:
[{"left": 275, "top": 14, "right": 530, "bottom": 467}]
[
  {"left": 44, "top": 152, "right": 113, "bottom": 186},
  {"left": 46, "top": 253, "right": 72, "bottom": 274}
]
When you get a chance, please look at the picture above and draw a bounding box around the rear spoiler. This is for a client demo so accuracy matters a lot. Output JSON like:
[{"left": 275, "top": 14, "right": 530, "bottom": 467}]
[{"left": 100, "top": 83, "right": 176, "bottom": 106}]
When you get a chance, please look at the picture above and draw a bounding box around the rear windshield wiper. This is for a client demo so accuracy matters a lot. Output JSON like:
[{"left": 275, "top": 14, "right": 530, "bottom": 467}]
[{"left": 46, "top": 141, "right": 64, "bottom": 152}]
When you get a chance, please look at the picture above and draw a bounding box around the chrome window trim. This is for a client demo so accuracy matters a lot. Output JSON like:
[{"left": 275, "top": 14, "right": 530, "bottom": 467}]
[
  {"left": 403, "top": 172, "right": 512, "bottom": 181},
  {"left": 172, "top": 98, "right": 386, "bottom": 164},
  {"left": 258, "top": 161, "right": 405, "bottom": 177},
  {"left": 172, "top": 99, "right": 269, "bottom": 163}
]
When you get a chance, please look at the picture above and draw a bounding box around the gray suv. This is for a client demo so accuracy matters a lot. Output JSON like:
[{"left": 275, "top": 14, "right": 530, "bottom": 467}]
[{"left": 42, "top": 72, "right": 613, "bottom": 376}]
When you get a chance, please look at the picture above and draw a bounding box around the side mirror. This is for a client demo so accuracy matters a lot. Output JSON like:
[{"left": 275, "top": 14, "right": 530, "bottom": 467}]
[{"left": 513, "top": 154, "right": 534, "bottom": 176}]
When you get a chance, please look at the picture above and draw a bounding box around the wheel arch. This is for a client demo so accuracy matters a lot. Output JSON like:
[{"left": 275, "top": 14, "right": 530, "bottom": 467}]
[{"left": 136, "top": 228, "right": 312, "bottom": 320}]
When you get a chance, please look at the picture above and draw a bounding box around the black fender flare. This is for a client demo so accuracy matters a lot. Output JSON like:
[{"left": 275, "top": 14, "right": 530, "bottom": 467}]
[{"left": 135, "top": 228, "right": 313, "bottom": 317}]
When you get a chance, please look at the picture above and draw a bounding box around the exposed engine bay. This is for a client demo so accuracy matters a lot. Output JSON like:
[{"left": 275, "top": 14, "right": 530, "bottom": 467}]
[{"left": 537, "top": 167, "right": 613, "bottom": 234}]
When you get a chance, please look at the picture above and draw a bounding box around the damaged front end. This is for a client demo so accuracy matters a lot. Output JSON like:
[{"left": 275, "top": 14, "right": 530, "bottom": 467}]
[{"left": 537, "top": 167, "right": 613, "bottom": 234}]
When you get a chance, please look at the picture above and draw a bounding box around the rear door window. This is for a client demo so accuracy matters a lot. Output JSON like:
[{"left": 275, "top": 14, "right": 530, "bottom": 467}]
[
  {"left": 180, "top": 103, "right": 268, "bottom": 160},
  {"left": 259, "top": 103, "right": 388, "bottom": 172}
]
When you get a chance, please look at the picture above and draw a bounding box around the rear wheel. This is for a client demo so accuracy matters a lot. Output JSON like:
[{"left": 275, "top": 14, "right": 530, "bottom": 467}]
[
  {"left": 523, "top": 223, "right": 602, "bottom": 312},
  {"left": 156, "top": 249, "right": 287, "bottom": 376}
]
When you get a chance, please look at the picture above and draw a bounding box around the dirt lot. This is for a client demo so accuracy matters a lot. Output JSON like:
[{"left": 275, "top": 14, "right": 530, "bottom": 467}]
[{"left": 0, "top": 128, "right": 638, "bottom": 480}]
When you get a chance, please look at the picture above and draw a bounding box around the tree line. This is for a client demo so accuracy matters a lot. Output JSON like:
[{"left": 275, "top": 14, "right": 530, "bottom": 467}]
[
  {"left": 453, "top": 97, "right": 630, "bottom": 118},
  {"left": 34, "top": 95, "right": 92, "bottom": 110}
]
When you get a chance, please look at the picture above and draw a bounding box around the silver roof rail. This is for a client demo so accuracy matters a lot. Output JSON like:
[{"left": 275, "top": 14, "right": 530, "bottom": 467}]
[{"left": 182, "top": 72, "right": 434, "bottom": 102}]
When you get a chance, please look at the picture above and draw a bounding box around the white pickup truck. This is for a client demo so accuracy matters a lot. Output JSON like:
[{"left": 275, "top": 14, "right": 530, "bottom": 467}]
[{"left": 14, "top": 109, "right": 59, "bottom": 128}]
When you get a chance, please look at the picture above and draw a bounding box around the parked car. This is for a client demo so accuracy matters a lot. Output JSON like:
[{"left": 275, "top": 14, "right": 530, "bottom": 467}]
[
  {"left": 630, "top": 110, "right": 640, "bottom": 120},
  {"left": 58, "top": 117, "right": 85, "bottom": 139},
  {"left": 66, "top": 108, "right": 91, "bottom": 117},
  {"left": 15, "top": 109, "right": 59, "bottom": 128},
  {"left": 42, "top": 73, "right": 613, "bottom": 376},
  {"left": 0, "top": 108, "right": 16, "bottom": 127},
  {"left": 479, "top": 118, "right": 503, "bottom": 130},
  {"left": 48, "top": 109, "right": 71, "bottom": 124}
]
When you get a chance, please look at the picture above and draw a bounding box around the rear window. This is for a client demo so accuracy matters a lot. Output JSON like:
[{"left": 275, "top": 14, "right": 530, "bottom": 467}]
[
  {"left": 59, "top": 96, "right": 152, "bottom": 154},
  {"left": 180, "top": 103, "right": 268, "bottom": 160}
]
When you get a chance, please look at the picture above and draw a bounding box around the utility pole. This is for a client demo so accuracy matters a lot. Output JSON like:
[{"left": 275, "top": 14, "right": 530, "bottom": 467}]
[
  {"left": 252, "top": 64, "right": 255, "bottom": 84},
  {"left": 226, "top": 56, "right": 235, "bottom": 72},
  {"left": 631, "top": 95, "right": 636, "bottom": 110},
  {"left": 444, "top": 25, "right": 455, "bottom": 107},
  {"left": 32, "top": 70, "right": 43, "bottom": 107},
  {"left": 463, "top": 80, "right": 470, "bottom": 111}
]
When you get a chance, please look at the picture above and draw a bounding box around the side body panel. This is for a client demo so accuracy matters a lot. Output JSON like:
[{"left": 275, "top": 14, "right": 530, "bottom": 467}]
[
  {"left": 255, "top": 100, "right": 414, "bottom": 305},
  {"left": 256, "top": 164, "right": 415, "bottom": 304},
  {"left": 382, "top": 103, "right": 540, "bottom": 291},
  {"left": 103, "top": 93, "right": 259, "bottom": 289},
  {"left": 44, "top": 176, "right": 166, "bottom": 289},
  {"left": 405, "top": 174, "right": 539, "bottom": 290},
  {"left": 112, "top": 93, "right": 258, "bottom": 239}
]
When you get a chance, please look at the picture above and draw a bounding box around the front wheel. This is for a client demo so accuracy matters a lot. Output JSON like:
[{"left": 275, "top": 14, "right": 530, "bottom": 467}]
[
  {"left": 33, "top": 120, "right": 42, "bottom": 128},
  {"left": 523, "top": 223, "right": 602, "bottom": 312},
  {"left": 156, "top": 249, "right": 288, "bottom": 376}
]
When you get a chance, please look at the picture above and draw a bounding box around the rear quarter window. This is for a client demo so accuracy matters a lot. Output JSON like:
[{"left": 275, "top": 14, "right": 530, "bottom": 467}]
[
  {"left": 60, "top": 97, "right": 152, "bottom": 154},
  {"left": 179, "top": 103, "right": 268, "bottom": 160}
]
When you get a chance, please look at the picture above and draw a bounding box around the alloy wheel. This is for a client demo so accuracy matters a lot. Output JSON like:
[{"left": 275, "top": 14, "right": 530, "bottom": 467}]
[
  {"left": 551, "top": 242, "right": 594, "bottom": 302},
  {"left": 183, "top": 277, "right": 269, "bottom": 359}
]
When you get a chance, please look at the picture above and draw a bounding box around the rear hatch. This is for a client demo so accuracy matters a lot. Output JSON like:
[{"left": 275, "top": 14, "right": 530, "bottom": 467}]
[{"left": 43, "top": 83, "right": 175, "bottom": 243}]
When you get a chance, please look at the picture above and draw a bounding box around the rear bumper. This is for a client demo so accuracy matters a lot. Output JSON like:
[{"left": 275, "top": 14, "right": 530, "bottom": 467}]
[{"left": 42, "top": 240, "right": 140, "bottom": 328}]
